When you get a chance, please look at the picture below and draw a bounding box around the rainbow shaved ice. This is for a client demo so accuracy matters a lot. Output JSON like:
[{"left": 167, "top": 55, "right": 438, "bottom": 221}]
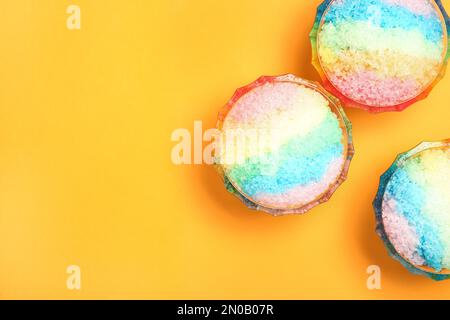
[
  {"left": 311, "top": 0, "right": 450, "bottom": 112},
  {"left": 216, "top": 75, "right": 354, "bottom": 216},
  {"left": 374, "top": 141, "right": 450, "bottom": 280}
]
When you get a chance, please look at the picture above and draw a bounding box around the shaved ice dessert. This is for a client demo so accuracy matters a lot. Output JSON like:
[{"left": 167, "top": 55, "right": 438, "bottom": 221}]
[
  {"left": 374, "top": 140, "right": 450, "bottom": 280},
  {"left": 311, "top": 0, "right": 450, "bottom": 112},
  {"left": 216, "top": 74, "right": 354, "bottom": 216}
]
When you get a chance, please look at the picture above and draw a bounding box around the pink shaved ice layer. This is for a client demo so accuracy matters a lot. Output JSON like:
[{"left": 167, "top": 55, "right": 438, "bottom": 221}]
[
  {"left": 383, "top": 0, "right": 438, "bottom": 17},
  {"left": 224, "top": 81, "right": 329, "bottom": 131},
  {"left": 382, "top": 198, "right": 425, "bottom": 266},
  {"left": 329, "top": 72, "right": 420, "bottom": 107},
  {"left": 225, "top": 82, "right": 300, "bottom": 124}
]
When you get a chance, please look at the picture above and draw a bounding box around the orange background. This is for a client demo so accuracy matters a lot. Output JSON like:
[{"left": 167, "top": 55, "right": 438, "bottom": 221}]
[{"left": 0, "top": 0, "right": 449, "bottom": 299}]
